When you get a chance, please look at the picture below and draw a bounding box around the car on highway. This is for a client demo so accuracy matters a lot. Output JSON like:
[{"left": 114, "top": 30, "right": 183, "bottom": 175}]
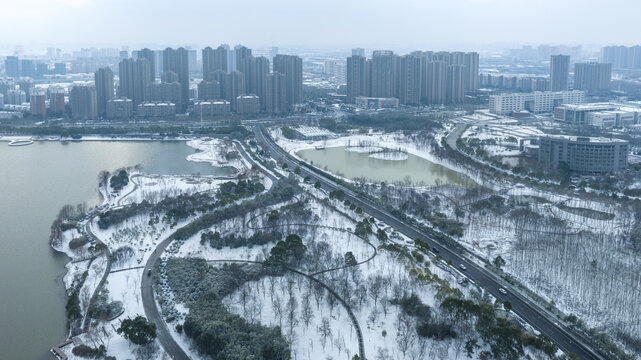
[
  {"left": 498, "top": 288, "right": 508, "bottom": 295},
  {"left": 147, "top": 269, "right": 152, "bottom": 277},
  {"left": 432, "top": 247, "right": 440, "bottom": 254},
  {"left": 459, "top": 264, "right": 467, "bottom": 271}
]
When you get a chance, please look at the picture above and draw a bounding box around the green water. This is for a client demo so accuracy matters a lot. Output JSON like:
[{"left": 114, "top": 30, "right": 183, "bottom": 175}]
[
  {"left": 0, "top": 141, "right": 232, "bottom": 360},
  {"left": 297, "top": 146, "right": 473, "bottom": 187}
]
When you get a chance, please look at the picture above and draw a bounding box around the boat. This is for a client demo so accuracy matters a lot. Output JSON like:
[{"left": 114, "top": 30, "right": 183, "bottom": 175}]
[
  {"left": 8, "top": 139, "right": 34, "bottom": 146},
  {"left": 314, "top": 145, "right": 325, "bottom": 150}
]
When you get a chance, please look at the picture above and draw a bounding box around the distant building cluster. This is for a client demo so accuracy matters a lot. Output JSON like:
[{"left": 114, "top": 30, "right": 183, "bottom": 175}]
[
  {"left": 346, "top": 49, "right": 479, "bottom": 105},
  {"left": 601, "top": 45, "right": 641, "bottom": 70},
  {"left": 479, "top": 74, "right": 550, "bottom": 92},
  {"left": 1, "top": 44, "right": 303, "bottom": 120}
]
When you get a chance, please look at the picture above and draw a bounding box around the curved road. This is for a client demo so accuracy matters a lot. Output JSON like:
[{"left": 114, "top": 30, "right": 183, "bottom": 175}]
[{"left": 255, "top": 125, "right": 605, "bottom": 360}]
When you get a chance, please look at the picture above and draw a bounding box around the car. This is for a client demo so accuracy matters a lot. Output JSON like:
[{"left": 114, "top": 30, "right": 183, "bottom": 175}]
[
  {"left": 498, "top": 288, "right": 508, "bottom": 295},
  {"left": 147, "top": 270, "right": 152, "bottom": 277},
  {"left": 432, "top": 247, "right": 440, "bottom": 254},
  {"left": 459, "top": 264, "right": 467, "bottom": 271}
]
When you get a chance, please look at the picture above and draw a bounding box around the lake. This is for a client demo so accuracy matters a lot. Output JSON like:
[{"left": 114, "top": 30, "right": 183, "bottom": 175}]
[
  {"left": 297, "top": 146, "right": 472, "bottom": 187},
  {"left": 0, "top": 140, "right": 232, "bottom": 360}
]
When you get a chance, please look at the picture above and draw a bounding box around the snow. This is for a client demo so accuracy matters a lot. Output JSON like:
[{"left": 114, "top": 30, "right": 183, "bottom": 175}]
[{"left": 369, "top": 152, "right": 409, "bottom": 161}]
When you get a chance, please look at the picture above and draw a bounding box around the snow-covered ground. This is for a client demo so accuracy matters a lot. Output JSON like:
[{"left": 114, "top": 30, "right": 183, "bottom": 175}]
[{"left": 54, "top": 137, "right": 261, "bottom": 359}]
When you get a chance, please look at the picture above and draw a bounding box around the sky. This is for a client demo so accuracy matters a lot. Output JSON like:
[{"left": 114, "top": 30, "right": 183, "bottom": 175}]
[{"left": 1, "top": 0, "right": 640, "bottom": 53}]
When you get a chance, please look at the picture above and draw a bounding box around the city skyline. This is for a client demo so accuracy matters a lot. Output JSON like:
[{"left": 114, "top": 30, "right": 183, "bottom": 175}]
[{"left": 2, "top": 0, "right": 641, "bottom": 52}]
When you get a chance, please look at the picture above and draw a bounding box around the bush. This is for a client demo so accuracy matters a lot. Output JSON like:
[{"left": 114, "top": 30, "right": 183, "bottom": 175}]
[{"left": 280, "top": 126, "right": 297, "bottom": 140}]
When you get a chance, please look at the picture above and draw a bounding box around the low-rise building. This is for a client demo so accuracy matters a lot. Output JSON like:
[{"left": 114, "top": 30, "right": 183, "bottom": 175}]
[
  {"left": 106, "top": 98, "right": 133, "bottom": 119},
  {"left": 355, "top": 96, "right": 399, "bottom": 109},
  {"left": 136, "top": 102, "right": 176, "bottom": 118},
  {"left": 236, "top": 95, "right": 260, "bottom": 114},
  {"left": 489, "top": 90, "right": 585, "bottom": 115},
  {"left": 554, "top": 102, "right": 641, "bottom": 127},
  {"left": 538, "top": 135, "right": 628, "bottom": 173},
  {"left": 193, "top": 100, "right": 231, "bottom": 116}
]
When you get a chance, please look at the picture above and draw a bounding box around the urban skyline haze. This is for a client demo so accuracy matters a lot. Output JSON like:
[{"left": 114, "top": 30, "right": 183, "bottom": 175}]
[{"left": 2, "top": 0, "right": 641, "bottom": 52}]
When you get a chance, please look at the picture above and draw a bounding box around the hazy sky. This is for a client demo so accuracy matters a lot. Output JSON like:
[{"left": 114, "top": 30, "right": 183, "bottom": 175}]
[{"left": 2, "top": 0, "right": 640, "bottom": 52}]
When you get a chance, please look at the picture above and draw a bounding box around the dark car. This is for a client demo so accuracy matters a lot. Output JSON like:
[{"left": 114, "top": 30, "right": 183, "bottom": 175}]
[
  {"left": 432, "top": 247, "right": 440, "bottom": 254},
  {"left": 147, "top": 269, "right": 152, "bottom": 277}
]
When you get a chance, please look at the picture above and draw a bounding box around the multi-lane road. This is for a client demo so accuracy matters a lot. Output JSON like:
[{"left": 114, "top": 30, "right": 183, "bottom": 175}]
[{"left": 254, "top": 125, "right": 605, "bottom": 360}]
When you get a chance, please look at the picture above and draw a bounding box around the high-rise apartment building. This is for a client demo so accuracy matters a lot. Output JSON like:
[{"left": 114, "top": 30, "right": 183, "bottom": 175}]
[
  {"left": 397, "top": 54, "right": 422, "bottom": 105},
  {"left": 203, "top": 46, "right": 228, "bottom": 80},
  {"left": 95, "top": 67, "right": 114, "bottom": 117},
  {"left": 136, "top": 48, "right": 156, "bottom": 81},
  {"left": 146, "top": 82, "right": 182, "bottom": 110},
  {"left": 574, "top": 62, "right": 611, "bottom": 93},
  {"left": 5, "top": 56, "right": 20, "bottom": 77},
  {"left": 346, "top": 55, "right": 367, "bottom": 103},
  {"left": 265, "top": 72, "right": 287, "bottom": 114},
  {"left": 197, "top": 80, "right": 221, "bottom": 100},
  {"left": 69, "top": 85, "right": 97, "bottom": 120},
  {"left": 30, "top": 88, "right": 46, "bottom": 117},
  {"left": 248, "top": 56, "right": 270, "bottom": 107},
  {"left": 225, "top": 71, "right": 245, "bottom": 111},
  {"left": 162, "top": 47, "right": 189, "bottom": 112},
  {"left": 119, "top": 58, "right": 152, "bottom": 108},
  {"left": 48, "top": 86, "right": 66, "bottom": 115},
  {"left": 273, "top": 54, "right": 303, "bottom": 109},
  {"left": 6, "top": 89, "right": 26, "bottom": 104},
  {"left": 352, "top": 48, "right": 365, "bottom": 57},
  {"left": 234, "top": 45, "right": 252, "bottom": 73},
  {"left": 371, "top": 50, "right": 396, "bottom": 98},
  {"left": 601, "top": 45, "right": 641, "bottom": 69},
  {"left": 550, "top": 55, "right": 570, "bottom": 91}
]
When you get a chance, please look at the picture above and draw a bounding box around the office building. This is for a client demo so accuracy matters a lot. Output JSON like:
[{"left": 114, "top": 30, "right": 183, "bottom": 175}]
[
  {"left": 136, "top": 48, "right": 156, "bottom": 81},
  {"left": 69, "top": 85, "right": 97, "bottom": 120},
  {"left": 197, "top": 80, "right": 221, "bottom": 100},
  {"left": 106, "top": 98, "right": 133, "bottom": 119},
  {"left": 162, "top": 47, "right": 189, "bottom": 111},
  {"left": 273, "top": 54, "right": 303, "bottom": 109},
  {"left": 538, "top": 135, "right": 628, "bottom": 173},
  {"left": 193, "top": 100, "right": 230, "bottom": 116},
  {"left": 489, "top": 90, "right": 585, "bottom": 115},
  {"left": 352, "top": 48, "right": 365, "bottom": 57},
  {"left": 6, "top": 89, "right": 26, "bottom": 104},
  {"left": 95, "top": 67, "right": 114, "bottom": 117},
  {"left": 30, "top": 88, "right": 46, "bottom": 117},
  {"left": 49, "top": 87, "right": 65, "bottom": 115},
  {"left": 550, "top": 55, "right": 570, "bottom": 91},
  {"left": 119, "top": 58, "right": 152, "bottom": 108},
  {"left": 574, "top": 62, "right": 611, "bottom": 93},
  {"left": 265, "top": 72, "right": 287, "bottom": 113},
  {"left": 203, "top": 46, "right": 228, "bottom": 80},
  {"left": 136, "top": 102, "right": 176, "bottom": 118},
  {"left": 236, "top": 94, "right": 260, "bottom": 114},
  {"left": 5, "top": 56, "right": 20, "bottom": 77}
]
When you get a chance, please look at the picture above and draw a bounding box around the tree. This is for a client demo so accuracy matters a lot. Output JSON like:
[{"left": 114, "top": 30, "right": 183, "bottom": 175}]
[
  {"left": 464, "top": 338, "right": 479, "bottom": 358},
  {"left": 314, "top": 181, "right": 321, "bottom": 189},
  {"left": 503, "top": 301, "right": 512, "bottom": 312},
  {"left": 294, "top": 166, "right": 301, "bottom": 175},
  {"left": 344, "top": 251, "right": 358, "bottom": 266},
  {"left": 116, "top": 315, "right": 157, "bottom": 346},
  {"left": 493, "top": 255, "right": 506, "bottom": 270}
]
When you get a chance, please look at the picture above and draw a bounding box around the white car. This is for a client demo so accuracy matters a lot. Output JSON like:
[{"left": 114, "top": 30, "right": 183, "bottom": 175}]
[
  {"left": 459, "top": 264, "right": 467, "bottom": 271},
  {"left": 498, "top": 288, "right": 508, "bottom": 295}
]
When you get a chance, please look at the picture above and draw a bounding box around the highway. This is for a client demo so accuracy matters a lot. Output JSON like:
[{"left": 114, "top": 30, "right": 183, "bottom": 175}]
[{"left": 254, "top": 125, "right": 605, "bottom": 360}]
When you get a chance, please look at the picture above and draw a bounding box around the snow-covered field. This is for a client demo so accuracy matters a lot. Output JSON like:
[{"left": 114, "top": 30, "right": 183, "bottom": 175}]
[{"left": 54, "top": 137, "right": 257, "bottom": 359}]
